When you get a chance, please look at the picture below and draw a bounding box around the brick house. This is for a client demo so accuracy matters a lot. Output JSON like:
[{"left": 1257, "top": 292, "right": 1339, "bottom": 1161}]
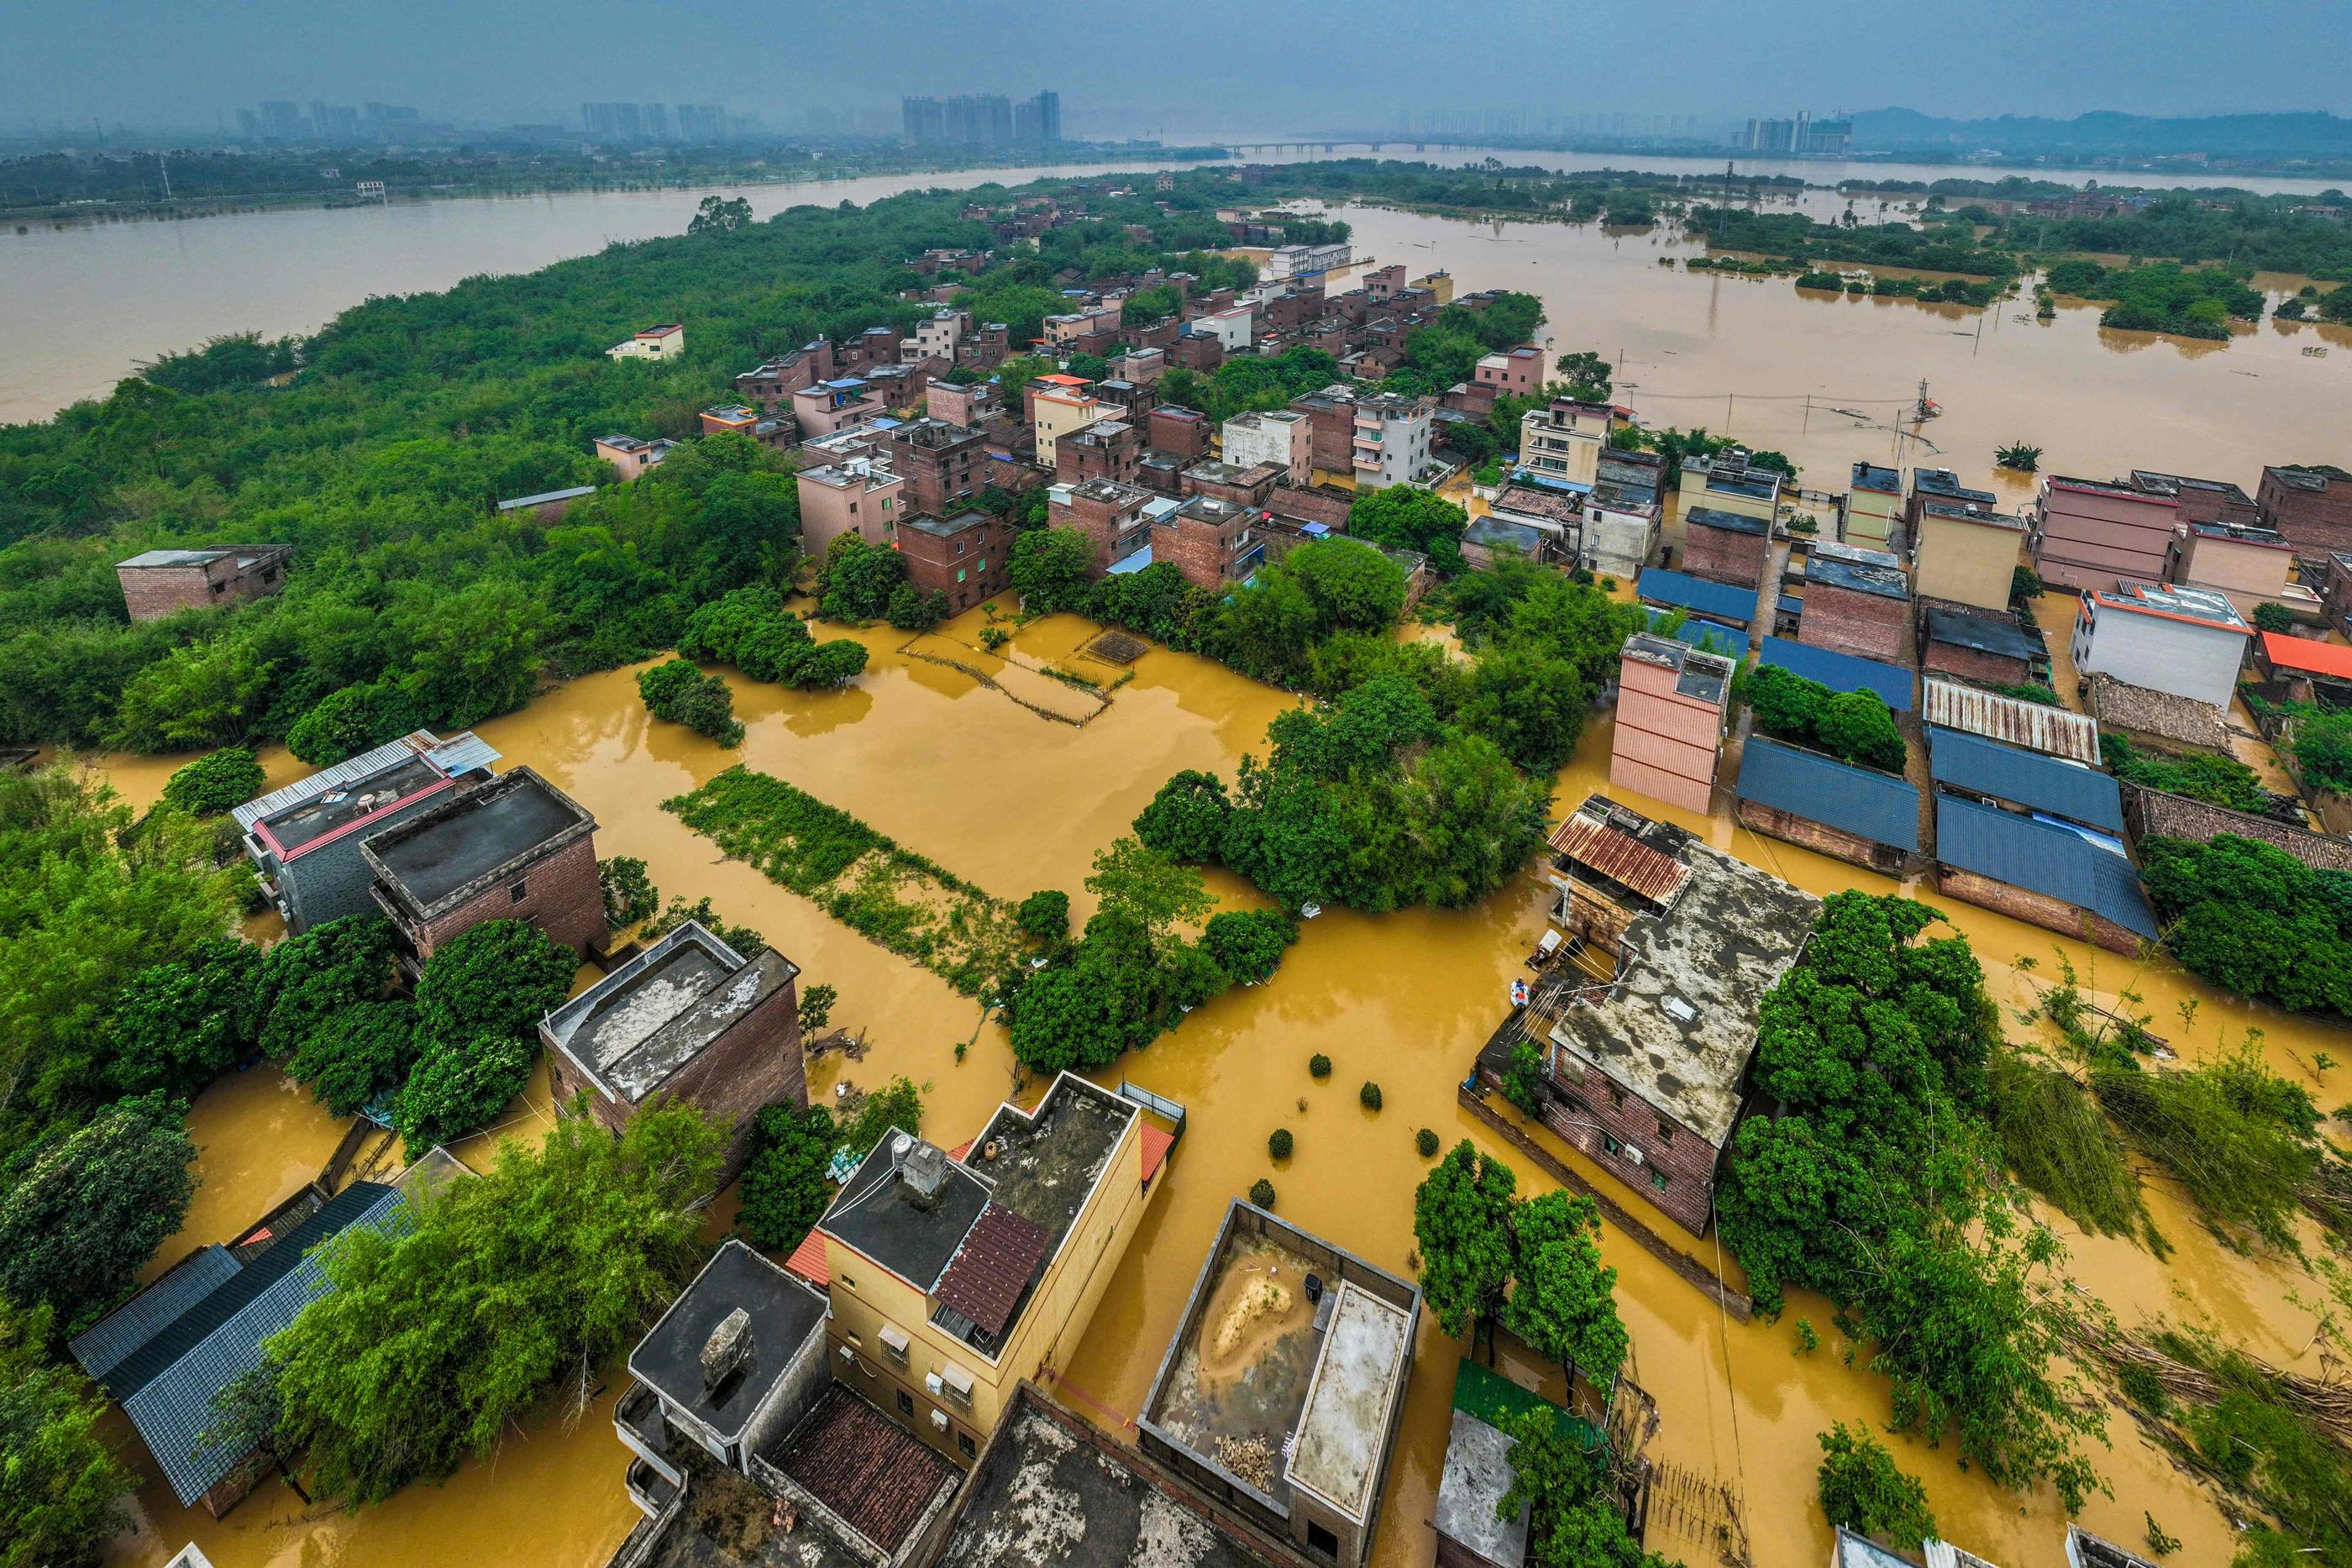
[
  {"left": 900, "top": 511, "right": 1013, "bottom": 613},
  {"left": 1609, "top": 632, "right": 1734, "bottom": 815},
  {"left": 1153, "top": 495, "right": 1267, "bottom": 589},
  {"left": 1795, "top": 551, "right": 1909, "bottom": 663},
  {"left": 1680, "top": 506, "right": 1770, "bottom": 592},
  {"left": 1290, "top": 385, "right": 1359, "bottom": 473},
  {"left": 1934, "top": 794, "right": 2156, "bottom": 955},
  {"left": 881, "top": 419, "right": 990, "bottom": 517},
  {"left": 927, "top": 379, "right": 1002, "bottom": 427},
  {"left": 1049, "top": 479, "right": 1156, "bottom": 571},
  {"left": 2257, "top": 464, "right": 2352, "bottom": 562},
  {"left": 2164, "top": 521, "right": 2307, "bottom": 619},
  {"left": 1921, "top": 604, "right": 2042, "bottom": 687},
  {"left": 1056, "top": 420, "right": 1142, "bottom": 485},
  {"left": 1735, "top": 736, "right": 1921, "bottom": 876},
  {"left": 541, "top": 920, "right": 804, "bottom": 1183},
  {"left": 2130, "top": 469, "right": 2260, "bottom": 529},
  {"left": 360, "top": 766, "right": 606, "bottom": 965},
  {"left": 1167, "top": 332, "right": 1225, "bottom": 373},
  {"left": 1179, "top": 459, "right": 1280, "bottom": 511},
  {"left": 1515, "top": 794, "right": 1820, "bottom": 1235},
  {"left": 234, "top": 730, "right": 500, "bottom": 935},
  {"left": 1147, "top": 405, "right": 1212, "bottom": 463},
  {"left": 792, "top": 380, "right": 889, "bottom": 439},
  {"left": 1473, "top": 346, "right": 1545, "bottom": 397},
  {"left": 116, "top": 545, "right": 291, "bottom": 622}
]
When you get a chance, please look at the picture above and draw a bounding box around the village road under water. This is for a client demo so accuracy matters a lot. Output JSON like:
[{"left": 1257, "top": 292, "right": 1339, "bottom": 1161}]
[{"left": 92, "top": 591, "right": 2352, "bottom": 1568}]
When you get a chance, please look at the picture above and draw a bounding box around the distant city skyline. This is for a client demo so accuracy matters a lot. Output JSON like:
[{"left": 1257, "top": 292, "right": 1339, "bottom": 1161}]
[{"left": 4, "top": 0, "right": 2347, "bottom": 135}]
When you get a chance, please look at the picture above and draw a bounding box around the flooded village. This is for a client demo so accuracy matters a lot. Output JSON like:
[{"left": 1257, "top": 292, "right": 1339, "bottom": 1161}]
[{"left": 14, "top": 155, "right": 2352, "bottom": 1568}]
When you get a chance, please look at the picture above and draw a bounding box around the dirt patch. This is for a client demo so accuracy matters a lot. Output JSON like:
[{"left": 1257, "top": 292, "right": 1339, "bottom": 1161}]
[{"left": 1197, "top": 1235, "right": 1317, "bottom": 1384}]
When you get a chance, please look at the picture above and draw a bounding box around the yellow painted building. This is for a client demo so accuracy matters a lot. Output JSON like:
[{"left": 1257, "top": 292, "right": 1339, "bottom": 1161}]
[
  {"left": 1518, "top": 398, "right": 1629, "bottom": 489},
  {"left": 1032, "top": 390, "right": 1106, "bottom": 468},
  {"left": 1846, "top": 460, "right": 1903, "bottom": 549},
  {"left": 813, "top": 1073, "right": 1173, "bottom": 1466},
  {"left": 1675, "top": 450, "right": 1783, "bottom": 524},
  {"left": 1914, "top": 499, "right": 2028, "bottom": 611}
]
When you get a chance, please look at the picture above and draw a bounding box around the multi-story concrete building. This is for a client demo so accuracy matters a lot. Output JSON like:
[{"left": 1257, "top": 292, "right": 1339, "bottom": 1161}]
[
  {"left": 1263, "top": 240, "right": 1352, "bottom": 279},
  {"left": 1290, "top": 385, "right": 1360, "bottom": 473},
  {"left": 734, "top": 341, "right": 833, "bottom": 410},
  {"left": 1609, "top": 632, "right": 1735, "bottom": 815},
  {"left": 1846, "top": 461, "right": 1903, "bottom": 550},
  {"left": 1349, "top": 392, "right": 1432, "bottom": 490},
  {"left": 790, "top": 378, "right": 889, "bottom": 439},
  {"left": 593, "top": 433, "right": 675, "bottom": 481},
  {"left": 900, "top": 510, "right": 1013, "bottom": 614},
  {"left": 1147, "top": 404, "right": 1212, "bottom": 463},
  {"left": 2031, "top": 475, "right": 2179, "bottom": 592},
  {"left": 1585, "top": 449, "right": 1667, "bottom": 578},
  {"left": 795, "top": 458, "right": 904, "bottom": 557},
  {"left": 360, "top": 765, "right": 606, "bottom": 965},
  {"left": 1137, "top": 1199, "right": 1418, "bottom": 1568},
  {"left": 1189, "top": 307, "right": 1256, "bottom": 354},
  {"left": 812, "top": 1074, "right": 1173, "bottom": 1466},
  {"left": 1032, "top": 385, "right": 1107, "bottom": 468},
  {"left": 1914, "top": 496, "right": 2027, "bottom": 611},
  {"left": 1221, "top": 409, "right": 1312, "bottom": 485},
  {"left": 2071, "top": 580, "right": 2252, "bottom": 708},
  {"left": 2257, "top": 463, "right": 2352, "bottom": 560},
  {"left": 1524, "top": 794, "right": 1819, "bottom": 1234},
  {"left": 1154, "top": 495, "right": 1268, "bottom": 589},
  {"left": 911, "top": 307, "right": 968, "bottom": 363},
  {"left": 880, "top": 419, "right": 989, "bottom": 517},
  {"left": 696, "top": 404, "right": 793, "bottom": 449},
  {"left": 1518, "top": 398, "right": 1629, "bottom": 489},
  {"left": 2130, "top": 469, "right": 2260, "bottom": 529},
  {"left": 116, "top": 545, "right": 291, "bottom": 622},
  {"left": 926, "top": 378, "right": 1002, "bottom": 428},
  {"left": 1049, "top": 479, "right": 1157, "bottom": 572},
  {"left": 233, "top": 730, "right": 499, "bottom": 935},
  {"left": 1473, "top": 346, "right": 1545, "bottom": 398},
  {"left": 2164, "top": 520, "right": 2308, "bottom": 619},
  {"left": 1055, "top": 419, "right": 1142, "bottom": 485},
  {"left": 1676, "top": 450, "right": 1783, "bottom": 527},
  {"left": 1906, "top": 469, "right": 1998, "bottom": 543},
  {"left": 542, "top": 920, "right": 802, "bottom": 1183},
  {"left": 606, "top": 323, "right": 684, "bottom": 361}
]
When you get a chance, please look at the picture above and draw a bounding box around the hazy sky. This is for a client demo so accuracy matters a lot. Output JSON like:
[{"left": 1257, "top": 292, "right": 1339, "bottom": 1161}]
[{"left": 5, "top": 0, "right": 2349, "bottom": 132}]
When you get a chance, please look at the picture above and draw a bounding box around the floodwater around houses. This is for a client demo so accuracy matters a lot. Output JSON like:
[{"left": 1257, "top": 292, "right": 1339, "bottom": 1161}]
[{"left": 101, "top": 599, "right": 2352, "bottom": 1568}]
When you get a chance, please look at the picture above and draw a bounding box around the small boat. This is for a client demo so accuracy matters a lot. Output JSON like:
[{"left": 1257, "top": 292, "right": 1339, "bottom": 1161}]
[
  {"left": 1509, "top": 978, "right": 1530, "bottom": 1008},
  {"left": 1300, "top": 902, "right": 1323, "bottom": 919}
]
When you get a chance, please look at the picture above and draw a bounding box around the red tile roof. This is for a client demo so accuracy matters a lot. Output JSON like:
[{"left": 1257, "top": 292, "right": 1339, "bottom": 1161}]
[
  {"left": 784, "top": 1228, "right": 828, "bottom": 1288},
  {"left": 773, "top": 1386, "right": 959, "bottom": 1554},
  {"left": 2261, "top": 631, "right": 2352, "bottom": 680},
  {"left": 1140, "top": 1124, "right": 1175, "bottom": 1183},
  {"left": 933, "top": 1202, "right": 1052, "bottom": 1338}
]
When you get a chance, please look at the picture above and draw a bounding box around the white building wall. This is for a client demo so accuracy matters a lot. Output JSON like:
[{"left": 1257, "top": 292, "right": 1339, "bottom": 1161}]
[{"left": 2072, "top": 606, "right": 2249, "bottom": 708}]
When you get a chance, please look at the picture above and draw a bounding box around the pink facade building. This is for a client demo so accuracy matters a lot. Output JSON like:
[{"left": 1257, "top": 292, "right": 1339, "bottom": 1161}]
[
  {"left": 2031, "top": 475, "right": 2179, "bottom": 592},
  {"left": 1609, "top": 632, "right": 1735, "bottom": 816}
]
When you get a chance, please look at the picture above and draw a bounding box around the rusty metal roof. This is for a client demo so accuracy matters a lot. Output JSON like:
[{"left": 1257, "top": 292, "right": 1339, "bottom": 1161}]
[
  {"left": 932, "top": 1202, "right": 1051, "bottom": 1339},
  {"left": 1920, "top": 679, "right": 2100, "bottom": 765},
  {"left": 1547, "top": 810, "right": 1690, "bottom": 905}
]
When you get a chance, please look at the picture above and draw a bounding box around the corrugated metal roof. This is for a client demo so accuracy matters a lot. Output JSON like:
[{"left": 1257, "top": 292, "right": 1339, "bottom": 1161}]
[
  {"left": 1636, "top": 568, "right": 1757, "bottom": 627},
  {"left": 231, "top": 731, "right": 440, "bottom": 832},
  {"left": 1935, "top": 795, "right": 2158, "bottom": 939},
  {"left": 1758, "top": 637, "right": 1914, "bottom": 711},
  {"left": 118, "top": 1184, "right": 407, "bottom": 1505},
  {"left": 1547, "top": 811, "right": 1691, "bottom": 905},
  {"left": 423, "top": 733, "right": 501, "bottom": 776},
  {"left": 1930, "top": 727, "right": 2124, "bottom": 832},
  {"left": 1737, "top": 738, "right": 1920, "bottom": 850},
  {"left": 495, "top": 485, "right": 596, "bottom": 512},
  {"left": 70, "top": 1246, "right": 239, "bottom": 1382},
  {"left": 1643, "top": 606, "right": 1748, "bottom": 657},
  {"left": 1921, "top": 679, "right": 2100, "bottom": 764}
]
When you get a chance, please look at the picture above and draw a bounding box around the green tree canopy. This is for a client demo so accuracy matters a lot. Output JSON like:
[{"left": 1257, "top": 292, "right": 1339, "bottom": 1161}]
[
  {"left": 0, "top": 1297, "right": 138, "bottom": 1568},
  {"left": 0, "top": 1091, "right": 195, "bottom": 1329},
  {"left": 413, "top": 919, "right": 576, "bottom": 1048},
  {"left": 1502, "top": 1191, "right": 1629, "bottom": 1387},
  {"left": 265, "top": 1101, "right": 725, "bottom": 1502},
  {"left": 1414, "top": 1141, "right": 1519, "bottom": 1347}
]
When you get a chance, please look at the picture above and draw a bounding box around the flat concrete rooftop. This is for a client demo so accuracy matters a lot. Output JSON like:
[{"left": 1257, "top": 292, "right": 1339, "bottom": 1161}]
[
  {"left": 260, "top": 756, "right": 444, "bottom": 854},
  {"left": 364, "top": 766, "right": 591, "bottom": 912}
]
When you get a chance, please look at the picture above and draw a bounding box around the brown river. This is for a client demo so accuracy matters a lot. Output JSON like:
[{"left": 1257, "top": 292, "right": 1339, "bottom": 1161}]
[{"left": 60, "top": 168, "right": 2352, "bottom": 1568}]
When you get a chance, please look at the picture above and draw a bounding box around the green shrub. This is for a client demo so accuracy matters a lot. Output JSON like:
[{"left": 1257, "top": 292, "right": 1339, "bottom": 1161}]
[
  {"left": 288, "top": 999, "right": 422, "bottom": 1119},
  {"left": 738, "top": 1103, "right": 837, "bottom": 1250},
  {"left": 413, "top": 920, "right": 576, "bottom": 1048},
  {"left": 160, "top": 747, "right": 265, "bottom": 816},
  {"left": 1416, "top": 1127, "right": 1440, "bottom": 1157},
  {"left": 1016, "top": 889, "right": 1070, "bottom": 945},
  {"left": 1360, "top": 1082, "right": 1383, "bottom": 1111},
  {"left": 1816, "top": 1422, "right": 1938, "bottom": 1550},
  {"left": 599, "top": 856, "right": 659, "bottom": 927},
  {"left": 1310, "top": 1052, "right": 1332, "bottom": 1078},
  {"left": 638, "top": 658, "right": 743, "bottom": 746},
  {"left": 2253, "top": 602, "right": 2300, "bottom": 633},
  {"left": 394, "top": 1031, "right": 534, "bottom": 1157},
  {"left": 1503, "top": 1040, "right": 1546, "bottom": 1118},
  {"left": 1249, "top": 1178, "right": 1276, "bottom": 1209},
  {"left": 1269, "top": 1129, "right": 1294, "bottom": 1160}
]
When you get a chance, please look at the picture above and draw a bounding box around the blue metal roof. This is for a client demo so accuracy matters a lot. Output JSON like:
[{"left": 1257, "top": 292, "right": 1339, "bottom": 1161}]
[
  {"left": 1642, "top": 606, "right": 1748, "bottom": 657},
  {"left": 1758, "top": 637, "right": 1915, "bottom": 711},
  {"left": 1934, "top": 794, "right": 2159, "bottom": 939},
  {"left": 1107, "top": 545, "right": 1156, "bottom": 575},
  {"left": 1637, "top": 568, "right": 1756, "bottom": 627},
  {"left": 1738, "top": 737, "right": 1920, "bottom": 851},
  {"left": 111, "top": 1183, "right": 408, "bottom": 1506},
  {"left": 1929, "top": 727, "right": 2124, "bottom": 832}
]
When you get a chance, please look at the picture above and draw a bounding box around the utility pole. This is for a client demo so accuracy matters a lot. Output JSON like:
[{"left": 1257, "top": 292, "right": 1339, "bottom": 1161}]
[{"left": 157, "top": 152, "right": 171, "bottom": 200}]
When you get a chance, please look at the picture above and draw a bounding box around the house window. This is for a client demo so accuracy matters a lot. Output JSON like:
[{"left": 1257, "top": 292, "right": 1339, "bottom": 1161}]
[
  {"left": 895, "top": 1390, "right": 915, "bottom": 1418},
  {"left": 1608, "top": 1086, "right": 1625, "bottom": 1110},
  {"left": 958, "top": 1431, "right": 977, "bottom": 1460},
  {"left": 1651, "top": 1169, "right": 1669, "bottom": 1193},
  {"left": 1656, "top": 1120, "right": 1673, "bottom": 1144},
  {"left": 1603, "top": 1133, "right": 1621, "bottom": 1155},
  {"left": 1308, "top": 1522, "right": 1341, "bottom": 1559},
  {"left": 507, "top": 879, "right": 528, "bottom": 905},
  {"left": 957, "top": 569, "right": 968, "bottom": 584}
]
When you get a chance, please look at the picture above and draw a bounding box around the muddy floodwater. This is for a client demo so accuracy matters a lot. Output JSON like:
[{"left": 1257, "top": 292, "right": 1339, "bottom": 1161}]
[{"left": 100, "top": 594, "right": 2351, "bottom": 1568}]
